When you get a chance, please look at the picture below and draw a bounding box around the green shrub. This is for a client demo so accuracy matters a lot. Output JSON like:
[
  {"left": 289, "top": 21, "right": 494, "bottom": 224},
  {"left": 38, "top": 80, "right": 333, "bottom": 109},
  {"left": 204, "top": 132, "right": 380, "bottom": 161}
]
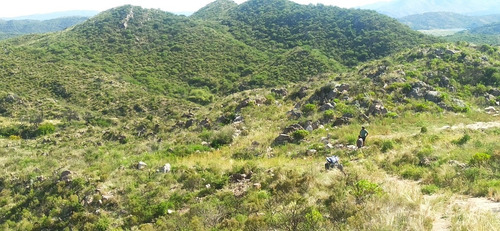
[
  {"left": 36, "top": 123, "right": 56, "bottom": 136},
  {"left": 210, "top": 126, "right": 235, "bottom": 148},
  {"left": 323, "top": 109, "right": 334, "bottom": 120},
  {"left": 420, "top": 126, "right": 428, "bottom": 133},
  {"left": 292, "top": 129, "right": 309, "bottom": 141},
  {"left": 302, "top": 104, "right": 317, "bottom": 115},
  {"left": 469, "top": 152, "right": 491, "bottom": 167},
  {"left": 385, "top": 112, "right": 398, "bottom": 119},
  {"left": 401, "top": 165, "right": 425, "bottom": 180},
  {"left": 352, "top": 179, "right": 382, "bottom": 203},
  {"left": 452, "top": 134, "right": 470, "bottom": 145},
  {"left": 187, "top": 89, "right": 215, "bottom": 105},
  {"left": 381, "top": 140, "right": 394, "bottom": 152},
  {"left": 421, "top": 184, "right": 439, "bottom": 195}
]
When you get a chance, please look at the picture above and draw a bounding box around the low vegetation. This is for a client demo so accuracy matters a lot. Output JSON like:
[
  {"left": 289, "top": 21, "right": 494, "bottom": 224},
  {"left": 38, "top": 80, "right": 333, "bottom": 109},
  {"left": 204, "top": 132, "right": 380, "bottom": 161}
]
[{"left": 0, "top": 0, "right": 499, "bottom": 230}]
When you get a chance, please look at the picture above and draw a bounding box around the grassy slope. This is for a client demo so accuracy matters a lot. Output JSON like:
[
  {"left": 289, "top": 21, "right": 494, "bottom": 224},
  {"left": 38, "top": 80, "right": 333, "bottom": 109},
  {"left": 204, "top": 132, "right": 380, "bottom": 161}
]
[{"left": 0, "top": 2, "right": 499, "bottom": 231}]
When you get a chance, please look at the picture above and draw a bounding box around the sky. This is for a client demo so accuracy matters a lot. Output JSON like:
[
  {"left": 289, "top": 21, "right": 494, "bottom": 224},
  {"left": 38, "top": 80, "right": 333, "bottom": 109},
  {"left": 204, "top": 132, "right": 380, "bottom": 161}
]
[{"left": 0, "top": 0, "right": 392, "bottom": 18}]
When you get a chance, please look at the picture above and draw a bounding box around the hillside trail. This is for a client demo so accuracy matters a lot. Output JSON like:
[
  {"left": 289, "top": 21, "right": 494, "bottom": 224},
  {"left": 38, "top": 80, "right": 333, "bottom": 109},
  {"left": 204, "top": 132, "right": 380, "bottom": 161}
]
[{"left": 369, "top": 121, "right": 500, "bottom": 230}]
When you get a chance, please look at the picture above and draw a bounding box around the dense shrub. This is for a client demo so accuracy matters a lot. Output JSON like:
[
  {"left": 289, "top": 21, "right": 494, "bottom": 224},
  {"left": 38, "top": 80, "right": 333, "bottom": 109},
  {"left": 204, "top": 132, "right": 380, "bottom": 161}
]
[
  {"left": 381, "top": 140, "right": 394, "bottom": 152},
  {"left": 452, "top": 134, "right": 471, "bottom": 145},
  {"left": 292, "top": 129, "right": 309, "bottom": 141},
  {"left": 302, "top": 104, "right": 317, "bottom": 115},
  {"left": 210, "top": 126, "right": 235, "bottom": 148},
  {"left": 421, "top": 184, "right": 439, "bottom": 195},
  {"left": 469, "top": 152, "right": 491, "bottom": 167},
  {"left": 36, "top": 123, "right": 56, "bottom": 136}
]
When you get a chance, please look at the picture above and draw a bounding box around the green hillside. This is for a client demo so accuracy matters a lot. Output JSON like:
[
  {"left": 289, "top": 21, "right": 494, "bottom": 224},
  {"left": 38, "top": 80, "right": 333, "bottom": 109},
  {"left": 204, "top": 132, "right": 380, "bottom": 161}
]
[
  {"left": 445, "top": 23, "right": 500, "bottom": 45},
  {"left": 398, "top": 12, "right": 497, "bottom": 30},
  {"left": 0, "top": 17, "right": 89, "bottom": 40},
  {"left": 0, "top": 0, "right": 499, "bottom": 230}
]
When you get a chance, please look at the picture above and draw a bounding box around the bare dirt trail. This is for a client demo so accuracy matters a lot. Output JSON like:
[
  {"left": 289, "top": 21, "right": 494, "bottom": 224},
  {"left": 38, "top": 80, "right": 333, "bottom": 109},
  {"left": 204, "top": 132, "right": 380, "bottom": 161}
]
[{"left": 376, "top": 120, "right": 500, "bottom": 230}]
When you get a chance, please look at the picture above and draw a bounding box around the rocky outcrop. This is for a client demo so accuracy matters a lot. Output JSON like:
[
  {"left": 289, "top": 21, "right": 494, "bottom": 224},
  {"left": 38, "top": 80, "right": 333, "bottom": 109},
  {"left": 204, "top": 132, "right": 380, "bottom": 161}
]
[
  {"left": 333, "top": 116, "right": 351, "bottom": 127},
  {"left": 367, "top": 102, "right": 388, "bottom": 116},
  {"left": 272, "top": 134, "right": 292, "bottom": 146},
  {"left": 282, "top": 124, "right": 304, "bottom": 134},
  {"left": 425, "top": 91, "right": 442, "bottom": 103},
  {"left": 271, "top": 88, "right": 288, "bottom": 98},
  {"left": 319, "top": 103, "right": 335, "bottom": 111},
  {"left": 60, "top": 170, "right": 72, "bottom": 182}
]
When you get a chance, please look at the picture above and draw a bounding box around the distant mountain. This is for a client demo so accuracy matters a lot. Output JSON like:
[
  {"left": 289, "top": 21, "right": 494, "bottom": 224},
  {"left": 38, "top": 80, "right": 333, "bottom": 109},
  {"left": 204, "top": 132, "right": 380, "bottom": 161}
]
[
  {"left": 468, "top": 22, "right": 500, "bottom": 35},
  {"left": 0, "top": 17, "right": 89, "bottom": 40},
  {"left": 2, "top": 10, "right": 98, "bottom": 20},
  {"left": 445, "top": 22, "right": 500, "bottom": 45},
  {"left": 399, "top": 12, "right": 500, "bottom": 30},
  {"left": 362, "top": 0, "right": 500, "bottom": 18}
]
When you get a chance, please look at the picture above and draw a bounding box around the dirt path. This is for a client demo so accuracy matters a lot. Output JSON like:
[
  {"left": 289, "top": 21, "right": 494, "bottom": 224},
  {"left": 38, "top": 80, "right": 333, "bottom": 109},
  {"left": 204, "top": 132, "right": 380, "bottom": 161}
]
[{"left": 439, "top": 121, "right": 500, "bottom": 131}]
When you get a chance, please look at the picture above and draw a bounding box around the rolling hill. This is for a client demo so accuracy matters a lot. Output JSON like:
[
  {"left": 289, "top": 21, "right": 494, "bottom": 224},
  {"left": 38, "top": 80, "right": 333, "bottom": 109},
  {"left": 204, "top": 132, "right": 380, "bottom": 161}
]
[
  {"left": 0, "top": 17, "right": 89, "bottom": 40},
  {"left": 398, "top": 12, "right": 500, "bottom": 30},
  {"left": 362, "top": 0, "right": 500, "bottom": 18},
  {"left": 0, "top": 0, "right": 499, "bottom": 230}
]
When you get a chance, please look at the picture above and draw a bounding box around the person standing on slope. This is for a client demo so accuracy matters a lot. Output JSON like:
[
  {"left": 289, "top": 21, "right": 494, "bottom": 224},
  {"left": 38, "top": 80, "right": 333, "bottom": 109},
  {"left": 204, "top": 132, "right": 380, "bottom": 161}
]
[{"left": 359, "top": 126, "right": 368, "bottom": 146}]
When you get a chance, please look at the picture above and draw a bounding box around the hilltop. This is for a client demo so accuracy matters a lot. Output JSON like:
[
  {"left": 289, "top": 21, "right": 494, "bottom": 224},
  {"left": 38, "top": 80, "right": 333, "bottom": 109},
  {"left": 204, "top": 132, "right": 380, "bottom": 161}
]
[{"left": 0, "top": 0, "right": 499, "bottom": 230}]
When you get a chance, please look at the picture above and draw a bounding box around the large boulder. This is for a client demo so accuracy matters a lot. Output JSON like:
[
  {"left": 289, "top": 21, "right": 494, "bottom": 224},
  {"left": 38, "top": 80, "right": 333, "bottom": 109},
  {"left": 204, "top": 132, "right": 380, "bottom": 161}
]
[
  {"left": 367, "top": 102, "right": 388, "bottom": 116},
  {"left": 489, "top": 89, "right": 500, "bottom": 96},
  {"left": 319, "top": 103, "right": 336, "bottom": 111},
  {"left": 271, "top": 88, "right": 288, "bottom": 98},
  {"left": 60, "top": 170, "right": 73, "bottom": 182},
  {"left": 282, "top": 124, "right": 304, "bottom": 134},
  {"left": 425, "top": 91, "right": 442, "bottom": 103},
  {"left": 308, "top": 85, "right": 337, "bottom": 104},
  {"left": 287, "top": 109, "right": 303, "bottom": 119},
  {"left": 333, "top": 117, "right": 351, "bottom": 127},
  {"left": 273, "top": 134, "right": 292, "bottom": 146}
]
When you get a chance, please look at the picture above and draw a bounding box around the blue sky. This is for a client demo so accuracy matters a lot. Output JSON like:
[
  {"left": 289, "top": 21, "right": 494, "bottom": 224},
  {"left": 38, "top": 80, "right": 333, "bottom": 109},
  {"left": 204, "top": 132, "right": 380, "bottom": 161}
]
[{"left": 1, "top": 0, "right": 391, "bottom": 18}]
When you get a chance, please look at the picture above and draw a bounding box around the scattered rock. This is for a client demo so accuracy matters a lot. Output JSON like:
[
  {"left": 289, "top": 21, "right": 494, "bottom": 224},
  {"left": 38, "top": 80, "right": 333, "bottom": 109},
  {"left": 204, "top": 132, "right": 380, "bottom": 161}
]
[
  {"left": 271, "top": 88, "right": 288, "bottom": 97},
  {"left": 425, "top": 91, "right": 442, "bottom": 103},
  {"left": 182, "top": 111, "right": 194, "bottom": 118},
  {"left": 333, "top": 117, "right": 351, "bottom": 127},
  {"left": 273, "top": 134, "right": 292, "bottom": 146},
  {"left": 439, "top": 76, "right": 451, "bottom": 88},
  {"left": 336, "top": 83, "right": 350, "bottom": 92},
  {"left": 159, "top": 163, "right": 171, "bottom": 173},
  {"left": 137, "top": 161, "right": 147, "bottom": 170},
  {"left": 292, "top": 87, "right": 309, "bottom": 99},
  {"left": 287, "top": 109, "right": 303, "bottom": 119},
  {"left": 253, "top": 183, "right": 261, "bottom": 189},
  {"left": 308, "top": 85, "right": 337, "bottom": 104},
  {"left": 198, "top": 118, "right": 211, "bottom": 129},
  {"left": 237, "top": 98, "right": 251, "bottom": 111},
  {"left": 231, "top": 173, "right": 250, "bottom": 182},
  {"left": 485, "top": 106, "right": 498, "bottom": 114},
  {"left": 282, "top": 124, "right": 304, "bottom": 134},
  {"left": 205, "top": 184, "right": 211, "bottom": 189},
  {"left": 305, "top": 125, "right": 313, "bottom": 132},
  {"left": 306, "top": 149, "right": 317, "bottom": 155},
  {"left": 233, "top": 116, "right": 244, "bottom": 123},
  {"left": 449, "top": 160, "right": 467, "bottom": 168},
  {"left": 367, "top": 102, "right": 388, "bottom": 116},
  {"left": 489, "top": 89, "right": 500, "bottom": 97},
  {"left": 60, "top": 170, "right": 72, "bottom": 182},
  {"left": 319, "top": 103, "right": 336, "bottom": 111},
  {"left": 251, "top": 141, "right": 260, "bottom": 147}
]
